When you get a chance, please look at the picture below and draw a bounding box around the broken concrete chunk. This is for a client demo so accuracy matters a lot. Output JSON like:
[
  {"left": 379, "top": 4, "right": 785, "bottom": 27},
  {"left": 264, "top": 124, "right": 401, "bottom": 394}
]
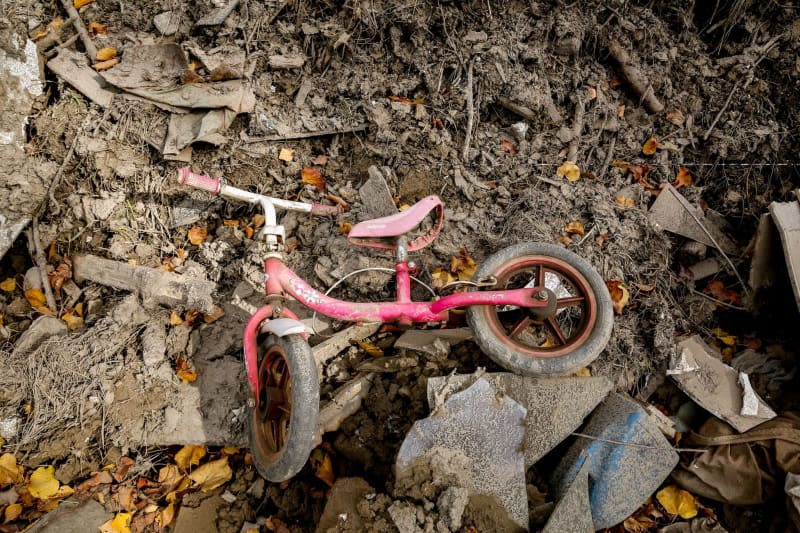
[
  {"left": 396, "top": 378, "right": 528, "bottom": 530},
  {"left": 316, "top": 477, "right": 374, "bottom": 533},
  {"left": 359, "top": 166, "right": 397, "bottom": 219},
  {"left": 163, "top": 109, "right": 237, "bottom": 156},
  {"left": 141, "top": 321, "right": 167, "bottom": 368},
  {"left": 11, "top": 316, "right": 67, "bottom": 358},
  {"left": 551, "top": 392, "right": 679, "bottom": 530},
  {"left": 670, "top": 336, "right": 776, "bottom": 432},
  {"left": 313, "top": 373, "right": 375, "bottom": 447},
  {"left": 153, "top": 11, "right": 180, "bottom": 35},
  {"left": 29, "top": 499, "right": 112, "bottom": 533},
  {"left": 394, "top": 328, "right": 472, "bottom": 358},
  {"left": 312, "top": 322, "right": 381, "bottom": 375},
  {"left": 436, "top": 487, "right": 470, "bottom": 531},
  {"left": 649, "top": 185, "right": 737, "bottom": 254},
  {"left": 768, "top": 201, "right": 800, "bottom": 311},
  {"left": 268, "top": 54, "right": 306, "bottom": 69},
  {"left": 542, "top": 459, "right": 592, "bottom": 533},
  {"left": 1, "top": 37, "right": 42, "bottom": 149},
  {"left": 388, "top": 501, "right": 422, "bottom": 533},
  {"left": 427, "top": 372, "right": 612, "bottom": 466},
  {"left": 195, "top": 0, "right": 240, "bottom": 26}
]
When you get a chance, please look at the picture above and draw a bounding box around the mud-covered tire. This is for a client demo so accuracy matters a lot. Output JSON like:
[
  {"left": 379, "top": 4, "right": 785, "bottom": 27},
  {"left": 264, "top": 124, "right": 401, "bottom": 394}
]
[
  {"left": 248, "top": 334, "right": 319, "bottom": 482},
  {"left": 466, "top": 242, "right": 613, "bottom": 376}
]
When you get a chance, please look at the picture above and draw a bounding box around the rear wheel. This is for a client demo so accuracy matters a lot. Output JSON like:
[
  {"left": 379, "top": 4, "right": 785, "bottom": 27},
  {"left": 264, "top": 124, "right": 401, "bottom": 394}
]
[
  {"left": 466, "top": 243, "right": 613, "bottom": 375},
  {"left": 248, "top": 334, "right": 319, "bottom": 482}
]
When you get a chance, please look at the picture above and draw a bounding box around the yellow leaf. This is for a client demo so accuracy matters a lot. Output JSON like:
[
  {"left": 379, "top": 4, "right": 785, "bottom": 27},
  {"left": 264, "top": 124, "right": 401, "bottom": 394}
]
[
  {"left": 175, "top": 445, "right": 206, "bottom": 470},
  {"left": 673, "top": 167, "right": 693, "bottom": 188},
  {"left": 605, "top": 280, "right": 630, "bottom": 315},
  {"left": 87, "top": 21, "right": 107, "bottom": 36},
  {"left": 0, "top": 453, "right": 23, "bottom": 487},
  {"left": 157, "top": 464, "right": 184, "bottom": 494},
  {"left": 338, "top": 222, "right": 353, "bottom": 235},
  {"left": 61, "top": 309, "right": 84, "bottom": 331},
  {"left": 642, "top": 137, "right": 659, "bottom": 155},
  {"left": 223, "top": 219, "right": 239, "bottom": 227},
  {"left": 712, "top": 328, "right": 737, "bottom": 347},
  {"left": 24, "top": 288, "right": 46, "bottom": 309},
  {"left": 357, "top": 340, "right": 383, "bottom": 358},
  {"left": 110, "top": 512, "right": 132, "bottom": 533},
  {"left": 188, "top": 457, "right": 232, "bottom": 492},
  {"left": 92, "top": 58, "right": 118, "bottom": 71},
  {"left": 0, "top": 278, "right": 15, "bottom": 292},
  {"left": 656, "top": 485, "right": 698, "bottom": 519},
  {"left": 431, "top": 267, "right": 455, "bottom": 289},
  {"left": 615, "top": 195, "right": 635, "bottom": 208},
  {"left": 300, "top": 167, "right": 326, "bottom": 192},
  {"left": 611, "top": 160, "right": 631, "bottom": 171},
  {"left": 187, "top": 226, "right": 208, "bottom": 245},
  {"left": 156, "top": 503, "right": 175, "bottom": 527},
  {"left": 252, "top": 214, "right": 265, "bottom": 228},
  {"left": 278, "top": 148, "right": 294, "bottom": 162},
  {"left": 4, "top": 502, "right": 22, "bottom": 522},
  {"left": 29, "top": 466, "right": 59, "bottom": 499},
  {"left": 539, "top": 337, "right": 556, "bottom": 348},
  {"left": 51, "top": 484, "right": 75, "bottom": 499},
  {"left": 573, "top": 367, "right": 592, "bottom": 377},
  {"left": 221, "top": 446, "right": 239, "bottom": 456},
  {"left": 556, "top": 160, "right": 581, "bottom": 182},
  {"left": 74, "top": 0, "right": 94, "bottom": 6},
  {"left": 96, "top": 47, "right": 117, "bottom": 61},
  {"left": 177, "top": 369, "right": 197, "bottom": 383},
  {"left": 170, "top": 310, "right": 184, "bottom": 326},
  {"left": 565, "top": 221, "right": 585, "bottom": 237},
  {"left": 310, "top": 448, "right": 335, "bottom": 486}
]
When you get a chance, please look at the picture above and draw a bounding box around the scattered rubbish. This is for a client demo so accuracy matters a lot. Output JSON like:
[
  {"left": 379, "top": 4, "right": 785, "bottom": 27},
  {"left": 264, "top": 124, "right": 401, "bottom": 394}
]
[
  {"left": 394, "top": 328, "right": 472, "bottom": 358},
  {"left": 427, "top": 372, "right": 612, "bottom": 466},
  {"left": 268, "top": 54, "right": 306, "bottom": 69},
  {"left": 359, "top": 166, "right": 397, "bottom": 219},
  {"left": 542, "top": 458, "right": 592, "bottom": 533},
  {"left": 396, "top": 378, "right": 528, "bottom": 530},
  {"left": 730, "top": 347, "right": 795, "bottom": 400},
  {"left": 672, "top": 412, "right": 800, "bottom": 505},
  {"left": 312, "top": 322, "right": 381, "bottom": 375},
  {"left": 46, "top": 48, "right": 117, "bottom": 108},
  {"left": 195, "top": 0, "right": 240, "bottom": 26},
  {"left": 687, "top": 258, "right": 722, "bottom": 281},
  {"left": 649, "top": 185, "right": 738, "bottom": 254},
  {"left": 73, "top": 254, "right": 217, "bottom": 314},
  {"left": 670, "top": 336, "right": 776, "bottom": 432},
  {"left": 658, "top": 517, "right": 729, "bottom": 533},
  {"left": 551, "top": 392, "right": 679, "bottom": 530},
  {"left": 313, "top": 373, "right": 375, "bottom": 447},
  {"left": 316, "top": 477, "right": 374, "bottom": 533},
  {"left": 768, "top": 200, "right": 800, "bottom": 311}
]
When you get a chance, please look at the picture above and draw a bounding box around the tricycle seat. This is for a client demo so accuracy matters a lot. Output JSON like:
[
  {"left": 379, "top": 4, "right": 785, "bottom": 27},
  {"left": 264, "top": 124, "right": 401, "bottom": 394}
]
[{"left": 348, "top": 195, "right": 444, "bottom": 252}]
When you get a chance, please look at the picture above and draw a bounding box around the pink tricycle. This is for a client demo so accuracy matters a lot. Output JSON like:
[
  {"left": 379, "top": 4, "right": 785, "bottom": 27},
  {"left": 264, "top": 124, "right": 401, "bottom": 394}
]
[{"left": 177, "top": 167, "right": 613, "bottom": 481}]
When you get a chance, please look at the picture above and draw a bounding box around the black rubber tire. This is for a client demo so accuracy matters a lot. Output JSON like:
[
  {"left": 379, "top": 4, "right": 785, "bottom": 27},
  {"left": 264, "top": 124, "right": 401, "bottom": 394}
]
[
  {"left": 248, "top": 334, "right": 319, "bottom": 482},
  {"left": 466, "top": 242, "right": 613, "bottom": 376}
]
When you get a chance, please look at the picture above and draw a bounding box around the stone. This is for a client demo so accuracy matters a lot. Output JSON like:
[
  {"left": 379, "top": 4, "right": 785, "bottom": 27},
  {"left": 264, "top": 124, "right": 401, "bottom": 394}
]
[
  {"left": 358, "top": 166, "right": 396, "bottom": 219},
  {"left": 30, "top": 500, "right": 112, "bottom": 533},
  {"left": 436, "top": 486, "right": 470, "bottom": 531},
  {"left": 427, "top": 372, "right": 612, "bottom": 466},
  {"left": 154, "top": 11, "right": 180, "bottom": 35},
  {"left": 11, "top": 316, "right": 67, "bottom": 358},
  {"left": 388, "top": 501, "right": 422, "bottom": 533}
]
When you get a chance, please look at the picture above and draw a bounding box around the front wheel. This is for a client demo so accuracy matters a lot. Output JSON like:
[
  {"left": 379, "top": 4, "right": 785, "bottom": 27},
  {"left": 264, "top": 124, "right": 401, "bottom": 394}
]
[
  {"left": 248, "top": 334, "right": 319, "bottom": 482},
  {"left": 466, "top": 242, "right": 613, "bottom": 376}
]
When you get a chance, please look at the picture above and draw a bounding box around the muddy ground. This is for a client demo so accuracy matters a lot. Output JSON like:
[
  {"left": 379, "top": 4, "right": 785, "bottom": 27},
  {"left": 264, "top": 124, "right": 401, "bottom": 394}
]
[{"left": 1, "top": 0, "right": 800, "bottom": 531}]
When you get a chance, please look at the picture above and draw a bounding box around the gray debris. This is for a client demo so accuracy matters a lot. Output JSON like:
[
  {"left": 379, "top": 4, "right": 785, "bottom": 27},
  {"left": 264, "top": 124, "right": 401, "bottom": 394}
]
[
  {"left": 28, "top": 500, "right": 112, "bottom": 533},
  {"left": 786, "top": 472, "right": 800, "bottom": 530},
  {"left": 388, "top": 501, "right": 422, "bottom": 533},
  {"left": 670, "top": 336, "right": 776, "bottom": 432},
  {"left": 359, "top": 166, "right": 397, "bottom": 219},
  {"left": 316, "top": 477, "right": 374, "bottom": 533},
  {"left": 141, "top": 321, "right": 167, "bottom": 368},
  {"left": 426, "top": 372, "right": 612, "bottom": 466},
  {"left": 154, "top": 11, "right": 180, "bottom": 35},
  {"left": 46, "top": 49, "right": 117, "bottom": 108},
  {"left": 11, "top": 316, "right": 67, "bottom": 358},
  {"left": 542, "top": 459, "right": 592, "bottom": 533},
  {"left": 436, "top": 487, "right": 470, "bottom": 531},
  {"left": 314, "top": 373, "right": 375, "bottom": 447},
  {"left": 396, "top": 378, "right": 528, "bottom": 530},
  {"left": 196, "top": 0, "right": 240, "bottom": 26},
  {"left": 769, "top": 200, "right": 800, "bottom": 311},
  {"left": 394, "top": 328, "right": 473, "bottom": 358},
  {"left": 0, "top": 417, "right": 20, "bottom": 441}
]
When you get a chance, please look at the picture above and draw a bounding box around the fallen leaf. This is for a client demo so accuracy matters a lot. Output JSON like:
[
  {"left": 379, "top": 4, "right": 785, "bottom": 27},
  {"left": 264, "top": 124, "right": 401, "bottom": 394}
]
[
  {"left": 48, "top": 261, "right": 72, "bottom": 294},
  {"left": 187, "top": 227, "right": 208, "bottom": 245},
  {"left": 712, "top": 328, "right": 736, "bottom": 347},
  {"left": 264, "top": 516, "right": 291, "bottom": 533},
  {"left": 539, "top": 337, "right": 556, "bottom": 348},
  {"left": 24, "top": 288, "right": 46, "bottom": 309},
  {"left": 184, "top": 309, "right": 201, "bottom": 326},
  {"left": 565, "top": 221, "right": 586, "bottom": 236},
  {"left": 252, "top": 214, "right": 265, "bottom": 228},
  {"left": 188, "top": 457, "right": 232, "bottom": 492},
  {"left": 169, "top": 310, "right": 184, "bottom": 326},
  {"left": 221, "top": 446, "right": 239, "bottom": 456},
  {"left": 176, "top": 357, "right": 197, "bottom": 383},
  {"left": 278, "top": 148, "right": 294, "bottom": 162},
  {"left": 450, "top": 249, "right": 477, "bottom": 281},
  {"left": 431, "top": 118, "right": 444, "bottom": 130},
  {"left": 87, "top": 21, "right": 106, "bottom": 36},
  {"left": 666, "top": 109, "right": 685, "bottom": 125},
  {"left": 656, "top": 485, "right": 698, "bottom": 519},
  {"left": 642, "top": 137, "right": 660, "bottom": 155},
  {"left": 114, "top": 485, "right": 137, "bottom": 512},
  {"left": 310, "top": 448, "right": 335, "bottom": 486},
  {"left": 325, "top": 193, "right": 349, "bottom": 210},
  {"left": 4, "top": 503, "right": 22, "bottom": 523},
  {"left": 156, "top": 503, "right": 175, "bottom": 528},
  {"left": 92, "top": 58, "right": 118, "bottom": 71},
  {"left": 431, "top": 267, "right": 455, "bottom": 289},
  {"left": 106, "top": 512, "right": 132, "bottom": 533},
  {"left": 244, "top": 225, "right": 255, "bottom": 239},
  {"left": 573, "top": 367, "right": 591, "bottom": 377},
  {"left": 357, "top": 340, "right": 383, "bottom": 358},
  {"left": 611, "top": 160, "right": 631, "bottom": 171},
  {"left": 605, "top": 280, "right": 630, "bottom": 315},
  {"left": 617, "top": 103, "right": 626, "bottom": 117},
  {"left": 338, "top": 222, "right": 353, "bottom": 235},
  {"left": 284, "top": 237, "right": 298, "bottom": 253},
  {"left": 73, "top": 0, "right": 94, "bottom": 7},
  {"left": 175, "top": 445, "right": 206, "bottom": 470},
  {"left": 96, "top": 47, "right": 117, "bottom": 61},
  {"left": 0, "top": 453, "right": 23, "bottom": 487},
  {"left": 673, "top": 167, "right": 693, "bottom": 188},
  {"left": 61, "top": 308, "right": 84, "bottom": 331},
  {"left": 586, "top": 86, "right": 597, "bottom": 100},
  {"left": 615, "top": 195, "right": 635, "bottom": 208},
  {"left": 301, "top": 167, "right": 326, "bottom": 192},
  {"left": 635, "top": 283, "right": 655, "bottom": 292},
  {"left": 29, "top": 466, "right": 59, "bottom": 499},
  {"left": 556, "top": 160, "right": 581, "bottom": 182},
  {"left": 157, "top": 465, "right": 184, "bottom": 493},
  {"left": 388, "top": 95, "right": 415, "bottom": 106},
  {"left": 223, "top": 219, "right": 239, "bottom": 227},
  {"left": 113, "top": 457, "right": 134, "bottom": 483},
  {"left": 77, "top": 470, "right": 113, "bottom": 492},
  {"left": 312, "top": 154, "right": 329, "bottom": 165},
  {"left": 0, "top": 278, "right": 15, "bottom": 292},
  {"left": 557, "top": 235, "right": 573, "bottom": 245},
  {"left": 741, "top": 337, "right": 762, "bottom": 350},
  {"left": 703, "top": 280, "right": 740, "bottom": 305},
  {"left": 499, "top": 138, "right": 517, "bottom": 155},
  {"left": 203, "top": 306, "right": 225, "bottom": 324}
]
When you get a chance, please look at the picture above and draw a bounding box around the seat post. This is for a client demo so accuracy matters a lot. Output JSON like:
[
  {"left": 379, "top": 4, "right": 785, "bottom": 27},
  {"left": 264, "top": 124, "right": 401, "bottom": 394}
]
[{"left": 395, "top": 235, "right": 412, "bottom": 322}]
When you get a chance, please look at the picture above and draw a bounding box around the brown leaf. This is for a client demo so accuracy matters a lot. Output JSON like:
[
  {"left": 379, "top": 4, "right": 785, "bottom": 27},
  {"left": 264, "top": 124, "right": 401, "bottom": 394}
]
[
  {"left": 92, "top": 58, "right": 118, "bottom": 71},
  {"left": 278, "top": 148, "right": 294, "bottom": 162},
  {"left": 499, "top": 139, "right": 517, "bottom": 155},
  {"left": 703, "top": 280, "right": 740, "bottom": 306},
  {"left": 611, "top": 160, "right": 631, "bottom": 171},
  {"left": 356, "top": 340, "right": 383, "bottom": 358},
  {"left": 76, "top": 470, "right": 113, "bottom": 492},
  {"left": 156, "top": 504, "right": 175, "bottom": 528},
  {"left": 301, "top": 167, "right": 326, "bottom": 192},
  {"left": 310, "top": 448, "right": 335, "bottom": 486},
  {"left": 175, "top": 445, "right": 206, "bottom": 470},
  {"left": 252, "top": 214, "right": 265, "bottom": 228},
  {"left": 114, "top": 485, "right": 137, "bottom": 512},
  {"left": 642, "top": 137, "right": 659, "bottom": 155},
  {"left": 666, "top": 109, "right": 685, "bottom": 125},
  {"left": 565, "top": 221, "right": 586, "bottom": 236},
  {"left": 595, "top": 231, "right": 609, "bottom": 247},
  {"left": 741, "top": 337, "right": 762, "bottom": 350},
  {"left": 673, "top": 167, "right": 693, "bottom": 188},
  {"left": 556, "top": 160, "right": 581, "bottom": 182},
  {"left": 187, "top": 227, "right": 208, "bottom": 245},
  {"left": 203, "top": 306, "right": 225, "bottom": 324},
  {"left": 176, "top": 357, "right": 197, "bottom": 383},
  {"left": 338, "top": 222, "right": 353, "bottom": 235},
  {"left": 244, "top": 225, "right": 255, "bottom": 239},
  {"left": 49, "top": 261, "right": 72, "bottom": 294},
  {"left": 87, "top": 21, "right": 107, "bottom": 36},
  {"left": 605, "top": 280, "right": 630, "bottom": 315},
  {"left": 312, "top": 154, "right": 329, "bottom": 165},
  {"left": 615, "top": 195, "right": 635, "bottom": 208},
  {"left": 431, "top": 118, "right": 444, "bottom": 130},
  {"left": 556, "top": 235, "right": 573, "bottom": 245}
]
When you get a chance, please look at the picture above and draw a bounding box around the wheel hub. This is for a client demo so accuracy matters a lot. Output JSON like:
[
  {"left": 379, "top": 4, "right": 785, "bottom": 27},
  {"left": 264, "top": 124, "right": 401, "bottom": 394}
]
[{"left": 529, "top": 288, "right": 558, "bottom": 319}]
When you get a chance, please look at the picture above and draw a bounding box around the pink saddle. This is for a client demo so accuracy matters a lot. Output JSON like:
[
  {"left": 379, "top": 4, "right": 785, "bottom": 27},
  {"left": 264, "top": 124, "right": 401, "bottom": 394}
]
[{"left": 348, "top": 195, "right": 444, "bottom": 252}]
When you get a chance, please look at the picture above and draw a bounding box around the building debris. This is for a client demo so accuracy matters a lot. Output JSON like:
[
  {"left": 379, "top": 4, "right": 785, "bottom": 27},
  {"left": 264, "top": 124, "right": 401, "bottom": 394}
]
[
  {"left": 394, "top": 328, "right": 473, "bottom": 357},
  {"left": 670, "top": 336, "right": 776, "bottom": 432},
  {"left": 316, "top": 477, "right": 374, "bottom": 533},
  {"left": 542, "top": 459, "right": 593, "bottom": 533},
  {"left": 313, "top": 373, "right": 375, "bottom": 447},
  {"left": 358, "top": 166, "right": 398, "bottom": 219},
  {"left": 195, "top": 0, "right": 241, "bottom": 26},
  {"left": 312, "top": 322, "right": 381, "bottom": 375},
  {"left": 768, "top": 200, "right": 800, "bottom": 311}
]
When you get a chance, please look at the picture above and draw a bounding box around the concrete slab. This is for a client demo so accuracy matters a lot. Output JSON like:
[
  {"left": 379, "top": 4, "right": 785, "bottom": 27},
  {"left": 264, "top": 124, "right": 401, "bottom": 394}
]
[
  {"left": 551, "top": 392, "right": 679, "bottom": 530},
  {"left": 426, "top": 372, "right": 612, "bottom": 466},
  {"left": 670, "top": 336, "right": 775, "bottom": 432},
  {"left": 29, "top": 500, "right": 112, "bottom": 533},
  {"left": 769, "top": 201, "right": 800, "bottom": 311},
  {"left": 542, "top": 459, "right": 592, "bottom": 533},
  {"left": 396, "top": 378, "right": 528, "bottom": 530}
]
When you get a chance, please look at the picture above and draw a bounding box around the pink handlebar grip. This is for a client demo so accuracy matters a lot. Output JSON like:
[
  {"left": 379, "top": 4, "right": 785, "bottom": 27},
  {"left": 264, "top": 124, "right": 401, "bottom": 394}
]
[{"left": 177, "top": 167, "right": 221, "bottom": 195}]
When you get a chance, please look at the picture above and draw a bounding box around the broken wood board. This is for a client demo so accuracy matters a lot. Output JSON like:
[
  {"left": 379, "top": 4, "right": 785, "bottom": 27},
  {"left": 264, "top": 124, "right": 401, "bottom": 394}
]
[
  {"left": 73, "top": 254, "right": 217, "bottom": 313},
  {"left": 649, "top": 185, "right": 738, "bottom": 254},
  {"left": 670, "top": 335, "right": 776, "bottom": 432},
  {"left": 47, "top": 49, "right": 117, "bottom": 108},
  {"left": 769, "top": 201, "right": 800, "bottom": 311},
  {"left": 312, "top": 322, "right": 381, "bottom": 376}
]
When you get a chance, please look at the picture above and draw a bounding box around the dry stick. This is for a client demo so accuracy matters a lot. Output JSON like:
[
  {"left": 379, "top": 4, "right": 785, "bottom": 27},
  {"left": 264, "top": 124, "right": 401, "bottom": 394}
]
[
  {"left": 599, "top": 134, "right": 617, "bottom": 178},
  {"left": 566, "top": 96, "right": 585, "bottom": 162},
  {"left": 462, "top": 60, "right": 475, "bottom": 162},
  {"left": 496, "top": 96, "right": 537, "bottom": 121},
  {"left": 59, "top": 0, "right": 98, "bottom": 60},
  {"left": 243, "top": 123, "right": 369, "bottom": 143},
  {"left": 607, "top": 40, "right": 664, "bottom": 114},
  {"left": 30, "top": 220, "right": 57, "bottom": 313},
  {"left": 40, "top": 111, "right": 93, "bottom": 218}
]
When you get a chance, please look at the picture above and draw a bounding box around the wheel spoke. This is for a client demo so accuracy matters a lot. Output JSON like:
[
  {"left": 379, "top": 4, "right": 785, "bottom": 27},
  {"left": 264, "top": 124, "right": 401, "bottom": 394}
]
[
  {"left": 556, "top": 296, "right": 585, "bottom": 309},
  {"left": 546, "top": 317, "right": 568, "bottom": 345},
  {"left": 536, "top": 264, "right": 546, "bottom": 287},
  {"left": 507, "top": 316, "right": 532, "bottom": 339}
]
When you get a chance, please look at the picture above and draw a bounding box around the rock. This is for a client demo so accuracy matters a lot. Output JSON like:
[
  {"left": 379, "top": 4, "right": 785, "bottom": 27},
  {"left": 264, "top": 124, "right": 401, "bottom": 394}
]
[
  {"left": 29, "top": 500, "right": 112, "bottom": 533},
  {"left": 396, "top": 378, "right": 528, "bottom": 530},
  {"left": 11, "top": 316, "right": 67, "bottom": 357},
  {"left": 316, "top": 477, "right": 374, "bottom": 533},
  {"left": 111, "top": 295, "right": 150, "bottom": 327},
  {"left": 551, "top": 393, "right": 679, "bottom": 530},
  {"left": 388, "top": 501, "right": 422, "bottom": 533},
  {"left": 436, "top": 487, "right": 470, "bottom": 531},
  {"left": 542, "top": 460, "right": 592, "bottom": 533},
  {"left": 23, "top": 266, "right": 44, "bottom": 291},
  {"left": 141, "top": 321, "right": 167, "bottom": 368},
  {"left": 358, "top": 166, "right": 397, "bottom": 219},
  {"left": 154, "top": 11, "right": 180, "bottom": 35},
  {"left": 0, "top": 417, "right": 20, "bottom": 441},
  {"left": 173, "top": 495, "right": 222, "bottom": 533},
  {"left": 427, "top": 372, "right": 612, "bottom": 466}
]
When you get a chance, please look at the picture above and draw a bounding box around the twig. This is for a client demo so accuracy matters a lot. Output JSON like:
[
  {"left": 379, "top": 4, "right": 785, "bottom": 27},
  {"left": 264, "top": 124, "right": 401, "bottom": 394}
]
[
  {"left": 567, "top": 95, "right": 585, "bottom": 162},
  {"left": 461, "top": 60, "right": 475, "bottom": 162},
  {"left": 496, "top": 96, "right": 537, "bottom": 121},
  {"left": 58, "top": 0, "right": 98, "bottom": 60},
  {"left": 30, "top": 220, "right": 57, "bottom": 313},
  {"left": 576, "top": 226, "right": 597, "bottom": 246},
  {"left": 688, "top": 287, "right": 747, "bottom": 311},
  {"left": 243, "top": 123, "right": 369, "bottom": 143},
  {"left": 599, "top": 134, "right": 617, "bottom": 178},
  {"left": 44, "top": 34, "right": 79, "bottom": 59},
  {"left": 39, "top": 111, "right": 93, "bottom": 218},
  {"left": 571, "top": 432, "right": 706, "bottom": 453},
  {"left": 607, "top": 40, "right": 664, "bottom": 114}
]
